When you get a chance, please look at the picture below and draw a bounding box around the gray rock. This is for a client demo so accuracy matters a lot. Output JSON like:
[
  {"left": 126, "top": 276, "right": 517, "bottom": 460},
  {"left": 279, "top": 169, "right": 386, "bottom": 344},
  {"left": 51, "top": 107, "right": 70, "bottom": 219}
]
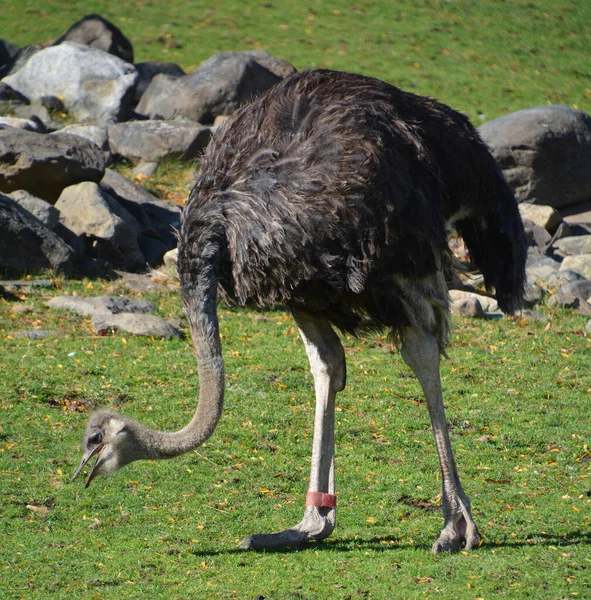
[
  {"left": 54, "top": 124, "right": 112, "bottom": 164},
  {"left": 560, "top": 201, "right": 591, "bottom": 228},
  {"left": 14, "top": 329, "right": 57, "bottom": 340},
  {"left": 519, "top": 203, "right": 562, "bottom": 233},
  {"left": 527, "top": 263, "right": 561, "bottom": 281},
  {"left": 553, "top": 235, "right": 591, "bottom": 256},
  {"left": 0, "top": 81, "right": 30, "bottom": 114},
  {"left": 131, "top": 161, "right": 158, "bottom": 177},
  {"left": 115, "top": 271, "right": 167, "bottom": 293},
  {"left": 549, "top": 221, "right": 571, "bottom": 242},
  {"left": 543, "top": 269, "right": 585, "bottom": 289},
  {"left": 100, "top": 169, "right": 181, "bottom": 249},
  {"left": 133, "top": 61, "right": 185, "bottom": 104},
  {"left": 8, "top": 190, "right": 60, "bottom": 229},
  {"left": 526, "top": 248, "right": 560, "bottom": 271},
  {"left": 547, "top": 280, "right": 591, "bottom": 314},
  {"left": 162, "top": 247, "right": 178, "bottom": 268},
  {"left": 108, "top": 119, "right": 211, "bottom": 162},
  {"left": 449, "top": 290, "right": 500, "bottom": 316},
  {"left": 523, "top": 277, "right": 544, "bottom": 307},
  {"left": 92, "top": 312, "right": 181, "bottom": 339},
  {"left": 0, "top": 279, "right": 55, "bottom": 291},
  {"left": 55, "top": 181, "right": 145, "bottom": 271},
  {"left": 11, "top": 101, "right": 57, "bottom": 130},
  {"left": 53, "top": 222, "right": 86, "bottom": 258},
  {"left": 479, "top": 105, "right": 591, "bottom": 208},
  {"left": 238, "top": 50, "right": 296, "bottom": 79},
  {"left": 53, "top": 14, "right": 134, "bottom": 63},
  {"left": 46, "top": 295, "right": 154, "bottom": 316},
  {"left": 526, "top": 247, "right": 561, "bottom": 269},
  {"left": 0, "top": 193, "right": 74, "bottom": 275},
  {"left": 518, "top": 309, "right": 548, "bottom": 322},
  {"left": 523, "top": 218, "right": 552, "bottom": 250},
  {"left": 450, "top": 294, "right": 484, "bottom": 318},
  {"left": 4, "top": 42, "right": 138, "bottom": 123},
  {"left": 452, "top": 270, "right": 485, "bottom": 293},
  {"left": 0, "top": 128, "right": 106, "bottom": 203},
  {"left": 559, "top": 254, "right": 591, "bottom": 279},
  {"left": 136, "top": 51, "right": 281, "bottom": 123},
  {"left": 0, "top": 116, "right": 44, "bottom": 132}
]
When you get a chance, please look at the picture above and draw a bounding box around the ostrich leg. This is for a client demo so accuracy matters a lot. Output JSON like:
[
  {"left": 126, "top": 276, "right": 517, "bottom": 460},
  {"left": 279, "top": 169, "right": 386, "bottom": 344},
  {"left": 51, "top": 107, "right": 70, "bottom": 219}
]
[
  {"left": 400, "top": 327, "right": 481, "bottom": 554},
  {"left": 240, "top": 309, "right": 345, "bottom": 550}
]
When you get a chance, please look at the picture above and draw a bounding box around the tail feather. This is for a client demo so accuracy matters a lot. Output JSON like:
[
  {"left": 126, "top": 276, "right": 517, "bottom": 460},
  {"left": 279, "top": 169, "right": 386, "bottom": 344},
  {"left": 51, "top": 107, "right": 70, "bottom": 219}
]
[{"left": 454, "top": 160, "right": 526, "bottom": 315}]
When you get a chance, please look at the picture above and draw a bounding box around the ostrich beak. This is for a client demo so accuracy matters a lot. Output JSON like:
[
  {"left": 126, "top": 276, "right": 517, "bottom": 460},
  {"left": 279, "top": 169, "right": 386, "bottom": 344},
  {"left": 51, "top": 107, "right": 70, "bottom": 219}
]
[{"left": 72, "top": 443, "right": 105, "bottom": 487}]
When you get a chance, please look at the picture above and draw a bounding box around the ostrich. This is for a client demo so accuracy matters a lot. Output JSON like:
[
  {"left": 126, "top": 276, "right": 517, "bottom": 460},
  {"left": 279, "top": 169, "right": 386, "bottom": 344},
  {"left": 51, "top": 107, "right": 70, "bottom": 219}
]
[{"left": 73, "top": 69, "right": 526, "bottom": 553}]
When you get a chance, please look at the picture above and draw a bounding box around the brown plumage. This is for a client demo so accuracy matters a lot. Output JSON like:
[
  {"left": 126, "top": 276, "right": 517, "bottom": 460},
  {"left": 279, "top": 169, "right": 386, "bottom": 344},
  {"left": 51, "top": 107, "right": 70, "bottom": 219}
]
[{"left": 75, "top": 70, "right": 525, "bottom": 553}]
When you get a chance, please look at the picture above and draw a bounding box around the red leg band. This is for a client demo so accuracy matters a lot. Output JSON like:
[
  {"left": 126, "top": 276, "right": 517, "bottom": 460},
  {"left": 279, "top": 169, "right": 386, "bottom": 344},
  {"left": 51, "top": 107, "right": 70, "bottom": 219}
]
[{"left": 306, "top": 491, "right": 337, "bottom": 509}]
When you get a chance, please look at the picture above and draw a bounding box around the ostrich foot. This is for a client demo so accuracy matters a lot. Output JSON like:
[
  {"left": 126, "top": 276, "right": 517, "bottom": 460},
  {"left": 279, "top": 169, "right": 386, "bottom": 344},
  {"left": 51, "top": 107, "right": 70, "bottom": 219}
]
[
  {"left": 431, "top": 511, "right": 481, "bottom": 554},
  {"left": 239, "top": 506, "right": 335, "bottom": 550}
]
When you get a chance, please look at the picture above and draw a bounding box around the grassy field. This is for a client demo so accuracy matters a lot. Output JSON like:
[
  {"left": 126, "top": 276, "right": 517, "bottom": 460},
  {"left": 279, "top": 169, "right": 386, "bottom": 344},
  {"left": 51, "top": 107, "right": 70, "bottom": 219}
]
[
  {"left": 1, "top": 280, "right": 590, "bottom": 599},
  {"left": 3, "top": 0, "right": 591, "bottom": 122},
  {"left": 1, "top": 1, "right": 591, "bottom": 599}
]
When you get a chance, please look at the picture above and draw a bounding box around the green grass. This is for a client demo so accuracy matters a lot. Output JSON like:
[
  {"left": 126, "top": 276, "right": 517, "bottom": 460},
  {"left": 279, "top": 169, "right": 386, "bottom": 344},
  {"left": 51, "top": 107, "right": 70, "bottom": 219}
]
[
  {"left": 1, "top": 280, "right": 590, "bottom": 599},
  {"left": 1, "top": 1, "right": 591, "bottom": 598},
  {"left": 2, "top": 0, "right": 590, "bottom": 122}
]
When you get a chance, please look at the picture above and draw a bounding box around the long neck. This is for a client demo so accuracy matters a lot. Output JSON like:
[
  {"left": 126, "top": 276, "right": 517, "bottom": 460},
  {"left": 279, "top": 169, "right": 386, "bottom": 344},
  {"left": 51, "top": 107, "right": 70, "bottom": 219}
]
[{"left": 137, "top": 268, "right": 225, "bottom": 459}]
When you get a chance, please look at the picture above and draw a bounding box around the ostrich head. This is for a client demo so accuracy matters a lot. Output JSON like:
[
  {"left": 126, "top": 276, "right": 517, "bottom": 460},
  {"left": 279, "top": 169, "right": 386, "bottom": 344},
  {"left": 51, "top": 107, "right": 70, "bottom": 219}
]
[{"left": 72, "top": 411, "right": 140, "bottom": 487}]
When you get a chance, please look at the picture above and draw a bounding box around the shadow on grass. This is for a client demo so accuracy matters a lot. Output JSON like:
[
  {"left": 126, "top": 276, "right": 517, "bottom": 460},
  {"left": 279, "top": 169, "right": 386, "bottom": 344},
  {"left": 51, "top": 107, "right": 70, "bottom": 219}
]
[{"left": 190, "top": 529, "right": 591, "bottom": 558}]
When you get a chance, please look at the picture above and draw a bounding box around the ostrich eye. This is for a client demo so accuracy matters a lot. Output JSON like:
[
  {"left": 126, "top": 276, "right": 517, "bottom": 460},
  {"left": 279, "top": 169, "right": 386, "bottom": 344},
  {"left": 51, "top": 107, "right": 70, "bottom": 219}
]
[{"left": 88, "top": 431, "right": 103, "bottom": 445}]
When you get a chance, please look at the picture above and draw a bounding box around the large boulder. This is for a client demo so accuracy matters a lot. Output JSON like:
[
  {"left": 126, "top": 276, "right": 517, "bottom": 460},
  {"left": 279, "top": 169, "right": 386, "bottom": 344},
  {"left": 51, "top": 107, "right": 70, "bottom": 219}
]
[
  {"left": 108, "top": 119, "right": 211, "bottom": 162},
  {"left": 55, "top": 181, "right": 145, "bottom": 271},
  {"left": 0, "top": 128, "right": 106, "bottom": 203},
  {"left": 479, "top": 105, "right": 591, "bottom": 208},
  {"left": 3, "top": 42, "right": 138, "bottom": 123},
  {"left": 53, "top": 14, "right": 134, "bottom": 63},
  {"left": 0, "top": 193, "right": 74, "bottom": 275},
  {"left": 136, "top": 51, "right": 283, "bottom": 123},
  {"left": 100, "top": 169, "right": 181, "bottom": 249}
]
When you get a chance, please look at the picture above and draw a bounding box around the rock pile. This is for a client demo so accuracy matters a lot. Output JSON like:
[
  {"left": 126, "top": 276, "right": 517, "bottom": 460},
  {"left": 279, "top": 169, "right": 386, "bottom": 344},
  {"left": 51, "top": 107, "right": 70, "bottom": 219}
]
[
  {"left": 0, "top": 14, "right": 295, "bottom": 276},
  {"left": 2, "top": 14, "right": 591, "bottom": 328}
]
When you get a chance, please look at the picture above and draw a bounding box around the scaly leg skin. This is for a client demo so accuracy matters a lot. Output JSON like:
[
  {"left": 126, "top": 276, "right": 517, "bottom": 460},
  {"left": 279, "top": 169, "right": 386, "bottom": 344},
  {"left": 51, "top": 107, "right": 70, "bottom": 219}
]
[
  {"left": 239, "top": 506, "right": 335, "bottom": 550},
  {"left": 401, "top": 327, "right": 481, "bottom": 554},
  {"left": 239, "top": 310, "right": 345, "bottom": 551}
]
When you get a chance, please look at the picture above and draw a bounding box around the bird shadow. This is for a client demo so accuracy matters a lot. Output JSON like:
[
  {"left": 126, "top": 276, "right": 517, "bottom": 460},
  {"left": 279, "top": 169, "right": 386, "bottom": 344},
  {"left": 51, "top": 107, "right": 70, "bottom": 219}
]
[{"left": 190, "top": 529, "right": 591, "bottom": 558}]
